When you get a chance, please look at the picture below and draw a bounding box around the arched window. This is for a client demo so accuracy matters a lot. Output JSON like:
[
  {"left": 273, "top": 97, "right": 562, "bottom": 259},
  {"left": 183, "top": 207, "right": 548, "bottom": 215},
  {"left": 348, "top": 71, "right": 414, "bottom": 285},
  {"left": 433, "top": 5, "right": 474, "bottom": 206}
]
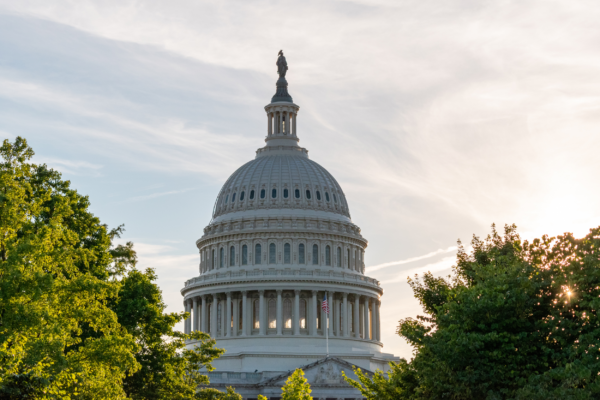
[
  {"left": 260, "top": 189, "right": 266, "bottom": 199},
  {"left": 283, "top": 188, "right": 289, "bottom": 198},
  {"left": 242, "top": 245, "right": 248, "bottom": 265},
  {"left": 333, "top": 194, "right": 338, "bottom": 203},
  {"left": 337, "top": 247, "right": 342, "bottom": 267},
  {"left": 284, "top": 243, "right": 291, "bottom": 264},
  {"left": 316, "top": 191, "right": 321, "bottom": 201},
  {"left": 325, "top": 245, "right": 331, "bottom": 266},
  {"left": 229, "top": 246, "right": 235, "bottom": 266},
  {"left": 294, "top": 189, "right": 300, "bottom": 199},
  {"left": 347, "top": 248, "right": 351, "bottom": 269},
  {"left": 299, "top": 244, "right": 305, "bottom": 264},
  {"left": 300, "top": 299, "right": 307, "bottom": 329},
  {"left": 306, "top": 190, "right": 312, "bottom": 199},
  {"left": 253, "top": 299, "right": 260, "bottom": 329},
  {"left": 268, "top": 299, "right": 276, "bottom": 329},
  {"left": 250, "top": 190, "right": 255, "bottom": 200},
  {"left": 283, "top": 298, "right": 292, "bottom": 329},
  {"left": 220, "top": 247, "right": 224, "bottom": 268},
  {"left": 271, "top": 188, "right": 277, "bottom": 198},
  {"left": 240, "top": 191, "right": 245, "bottom": 201},
  {"left": 325, "top": 192, "right": 330, "bottom": 202},
  {"left": 212, "top": 249, "right": 216, "bottom": 270},
  {"left": 269, "top": 243, "right": 276, "bottom": 264},
  {"left": 255, "top": 244, "right": 262, "bottom": 264},
  {"left": 225, "top": 195, "right": 229, "bottom": 203},
  {"left": 312, "top": 244, "right": 319, "bottom": 265},
  {"left": 232, "top": 193, "right": 236, "bottom": 202}
]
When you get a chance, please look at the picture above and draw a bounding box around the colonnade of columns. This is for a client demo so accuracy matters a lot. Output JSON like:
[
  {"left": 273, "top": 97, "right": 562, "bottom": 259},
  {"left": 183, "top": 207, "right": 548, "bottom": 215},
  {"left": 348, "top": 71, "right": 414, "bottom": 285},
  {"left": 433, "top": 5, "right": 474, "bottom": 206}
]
[
  {"left": 183, "top": 290, "right": 381, "bottom": 342},
  {"left": 267, "top": 110, "right": 297, "bottom": 137}
]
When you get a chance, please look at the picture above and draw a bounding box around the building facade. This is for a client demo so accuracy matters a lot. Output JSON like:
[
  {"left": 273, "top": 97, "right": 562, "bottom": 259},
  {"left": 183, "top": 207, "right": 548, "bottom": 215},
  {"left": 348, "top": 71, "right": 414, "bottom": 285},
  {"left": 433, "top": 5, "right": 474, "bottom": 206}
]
[{"left": 181, "top": 52, "right": 398, "bottom": 399}]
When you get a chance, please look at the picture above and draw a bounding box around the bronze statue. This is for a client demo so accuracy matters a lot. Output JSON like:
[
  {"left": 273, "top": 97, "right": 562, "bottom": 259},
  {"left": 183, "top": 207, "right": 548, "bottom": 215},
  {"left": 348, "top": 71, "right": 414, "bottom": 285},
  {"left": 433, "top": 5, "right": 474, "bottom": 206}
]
[{"left": 276, "top": 50, "right": 288, "bottom": 78}]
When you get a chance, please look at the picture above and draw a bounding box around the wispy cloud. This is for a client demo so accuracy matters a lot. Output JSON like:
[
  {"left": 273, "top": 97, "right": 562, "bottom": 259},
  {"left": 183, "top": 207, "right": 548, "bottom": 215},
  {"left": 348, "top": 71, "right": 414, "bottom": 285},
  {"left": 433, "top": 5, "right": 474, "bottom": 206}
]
[
  {"left": 123, "top": 188, "right": 194, "bottom": 203},
  {"left": 382, "top": 256, "right": 456, "bottom": 284},
  {"left": 35, "top": 156, "right": 103, "bottom": 176},
  {"left": 367, "top": 246, "right": 458, "bottom": 272}
]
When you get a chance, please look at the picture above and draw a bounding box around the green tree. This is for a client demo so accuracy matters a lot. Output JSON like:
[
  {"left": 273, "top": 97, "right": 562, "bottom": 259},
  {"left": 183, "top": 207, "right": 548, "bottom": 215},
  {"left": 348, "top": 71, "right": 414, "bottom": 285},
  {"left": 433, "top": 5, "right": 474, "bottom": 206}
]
[
  {"left": 342, "top": 360, "right": 418, "bottom": 400},
  {"left": 0, "top": 137, "right": 139, "bottom": 398},
  {"left": 280, "top": 369, "right": 312, "bottom": 400}
]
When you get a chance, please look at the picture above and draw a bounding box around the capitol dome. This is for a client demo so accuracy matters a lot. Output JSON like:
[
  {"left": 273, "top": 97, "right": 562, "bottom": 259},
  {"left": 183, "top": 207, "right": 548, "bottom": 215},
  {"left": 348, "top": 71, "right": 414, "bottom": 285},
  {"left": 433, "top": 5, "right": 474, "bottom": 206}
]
[{"left": 181, "top": 52, "right": 398, "bottom": 399}]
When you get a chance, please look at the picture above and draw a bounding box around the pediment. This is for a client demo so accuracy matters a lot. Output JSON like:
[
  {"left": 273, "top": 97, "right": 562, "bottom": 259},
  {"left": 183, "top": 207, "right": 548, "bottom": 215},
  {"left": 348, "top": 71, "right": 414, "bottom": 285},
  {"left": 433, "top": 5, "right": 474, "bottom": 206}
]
[{"left": 259, "top": 357, "right": 372, "bottom": 388}]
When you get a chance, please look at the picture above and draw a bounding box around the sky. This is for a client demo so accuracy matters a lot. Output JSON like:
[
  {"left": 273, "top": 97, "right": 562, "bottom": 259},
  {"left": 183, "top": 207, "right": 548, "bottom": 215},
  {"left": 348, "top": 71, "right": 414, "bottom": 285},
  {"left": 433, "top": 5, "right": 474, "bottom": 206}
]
[{"left": 1, "top": 0, "right": 600, "bottom": 361}]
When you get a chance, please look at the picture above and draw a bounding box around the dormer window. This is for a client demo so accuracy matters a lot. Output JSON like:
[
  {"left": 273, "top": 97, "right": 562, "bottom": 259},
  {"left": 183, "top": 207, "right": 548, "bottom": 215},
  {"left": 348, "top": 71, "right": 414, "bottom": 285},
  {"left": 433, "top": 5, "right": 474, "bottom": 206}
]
[
  {"left": 250, "top": 190, "right": 255, "bottom": 200},
  {"left": 316, "top": 191, "right": 321, "bottom": 201},
  {"left": 225, "top": 195, "right": 229, "bottom": 203},
  {"left": 295, "top": 189, "right": 300, "bottom": 199},
  {"left": 231, "top": 193, "right": 236, "bottom": 202},
  {"left": 260, "top": 189, "right": 266, "bottom": 199},
  {"left": 325, "top": 192, "right": 330, "bottom": 202},
  {"left": 240, "top": 191, "right": 245, "bottom": 201},
  {"left": 306, "top": 190, "right": 311, "bottom": 200},
  {"left": 271, "top": 188, "right": 277, "bottom": 198},
  {"left": 284, "top": 188, "right": 289, "bottom": 198}
]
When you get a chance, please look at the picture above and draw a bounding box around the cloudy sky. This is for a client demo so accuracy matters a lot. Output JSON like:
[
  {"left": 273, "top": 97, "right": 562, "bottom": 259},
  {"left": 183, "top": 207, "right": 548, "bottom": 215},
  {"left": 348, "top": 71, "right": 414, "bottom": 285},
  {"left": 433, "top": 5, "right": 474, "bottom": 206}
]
[{"left": 1, "top": 0, "right": 599, "bottom": 361}]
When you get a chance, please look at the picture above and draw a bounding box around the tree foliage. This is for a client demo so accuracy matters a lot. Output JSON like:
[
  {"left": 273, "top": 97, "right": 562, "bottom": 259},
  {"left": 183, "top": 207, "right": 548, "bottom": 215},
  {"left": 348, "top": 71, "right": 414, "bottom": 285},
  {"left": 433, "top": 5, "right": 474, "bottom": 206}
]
[
  {"left": 0, "top": 137, "right": 228, "bottom": 399},
  {"left": 280, "top": 369, "right": 312, "bottom": 400},
  {"left": 346, "top": 224, "right": 600, "bottom": 399}
]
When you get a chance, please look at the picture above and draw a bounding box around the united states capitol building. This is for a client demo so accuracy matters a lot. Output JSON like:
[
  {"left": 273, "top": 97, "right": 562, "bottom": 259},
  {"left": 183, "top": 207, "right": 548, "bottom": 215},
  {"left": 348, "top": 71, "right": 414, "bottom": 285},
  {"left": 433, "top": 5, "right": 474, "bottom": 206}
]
[{"left": 181, "top": 52, "right": 398, "bottom": 399}]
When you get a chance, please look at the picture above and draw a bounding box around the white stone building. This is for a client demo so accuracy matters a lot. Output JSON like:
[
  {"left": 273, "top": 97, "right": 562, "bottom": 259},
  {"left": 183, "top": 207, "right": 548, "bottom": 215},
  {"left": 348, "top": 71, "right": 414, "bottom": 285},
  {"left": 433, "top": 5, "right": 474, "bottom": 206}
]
[{"left": 181, "top": 52, "right": 399, "bottom": 399}]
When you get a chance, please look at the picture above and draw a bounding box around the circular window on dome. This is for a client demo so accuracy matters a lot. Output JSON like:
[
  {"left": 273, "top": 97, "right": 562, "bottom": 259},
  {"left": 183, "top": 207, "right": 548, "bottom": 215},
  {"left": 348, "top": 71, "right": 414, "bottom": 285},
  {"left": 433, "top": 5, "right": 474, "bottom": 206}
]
[
  {"left": 231, "top": 193, "right": 236, "bottom": 202},
  {"left": 306, "top": 190, "right": 312, "bottom": 200},
  {"left": 325, "top": 192, "right": 330, "bottom": 202},
  {"left": 295, "top": 189, "right": 300, "bottom": 199},
  {"left": 271, "top": 188, "right": 277, "bottom": 198},
  {"left": 260, "top": 189, "right": 266, "bottom": 199},
  {"left": 250, "top": 190, "right": 255, "bottom": 200},
  {"left": 240, "top": 191, "right": 245, "bottom": 201},
  {"left": 283, "top": 188, "right": 289, "bottom": 198},
  {"left": 316, "top": 191, "right": 321, "bottom": 201}
]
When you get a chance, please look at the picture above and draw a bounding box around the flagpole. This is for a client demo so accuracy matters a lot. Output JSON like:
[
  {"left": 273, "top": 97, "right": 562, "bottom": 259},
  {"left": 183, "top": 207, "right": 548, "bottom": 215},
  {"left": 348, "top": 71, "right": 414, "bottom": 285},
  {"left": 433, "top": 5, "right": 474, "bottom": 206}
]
[{"left": 325, "top": 310, "right": 329, "bottom": 357}]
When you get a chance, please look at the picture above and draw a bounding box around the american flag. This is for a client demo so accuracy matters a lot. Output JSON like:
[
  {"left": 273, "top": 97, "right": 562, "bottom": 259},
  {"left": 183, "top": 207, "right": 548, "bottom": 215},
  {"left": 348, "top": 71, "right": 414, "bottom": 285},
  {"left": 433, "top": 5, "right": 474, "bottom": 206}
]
[{"left": 322, "top": 293, "right": 330, "bottom": 314}]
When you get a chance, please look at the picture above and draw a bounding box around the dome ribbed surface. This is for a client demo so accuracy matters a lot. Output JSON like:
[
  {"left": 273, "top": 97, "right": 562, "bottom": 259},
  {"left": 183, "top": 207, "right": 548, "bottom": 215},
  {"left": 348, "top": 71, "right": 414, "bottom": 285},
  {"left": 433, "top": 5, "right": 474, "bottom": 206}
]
[{"left": 212, "top": 154, "right": 350, "bottom": 219}]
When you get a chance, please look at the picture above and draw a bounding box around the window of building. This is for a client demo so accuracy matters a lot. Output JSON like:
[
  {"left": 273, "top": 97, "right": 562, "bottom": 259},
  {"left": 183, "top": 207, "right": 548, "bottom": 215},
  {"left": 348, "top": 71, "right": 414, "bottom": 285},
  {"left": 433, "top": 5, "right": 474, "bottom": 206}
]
[
  {"left": 283, "top": 188, "right": 289, "bottom": 198},
  {"left": 316, "top": 191, "right": 321, "bottom": 201},
  {"left": 325, "top": 192, "right": 330, "bottom": 202},
  {"left": 260, "top": 189, "right": 266, "bottom": 199},
  {"left": 220, "top": 247, "right": 224, "bottom": 268},
  {"left": 268, "top": 299, "right": 276, "bottom": 329},
  {"left": 253, "top": 299, "right": 260, "bottom": 329},
  {"left": 325, "top": 245, "right": 331, "bottom": 266},
  {"left": 212, "top": 249, "right": 216, "bottom": 270},
  {"left": 295, "top": 188, "right": 300, "bottom": 199},
  {"left": 354, "top": 249, "right": 358, "bottom": 270},
  {"left": 347, "top": 248, "right": 351, "bottom": 269},
  {"left": 272, "top": 188, "right": 277, "bottom": 199},
  {"left": 242, "top": 245, "right": 248, "bottom": 265},
  {"left": 255, "top": 244, "right": 262, "bottom": 264},
  {"left": 284, "top": 243, "right": 291, "bottom": 264},
  {"left": 231, "top": 193, "right": 236, "bottom": 202},
  {"left": 312, "top": 244, "right": 318, "bottom": 265},
  {"left": 240, "top": 191, "right": 245, "bottom": 201},
  {"left": 306, "top": 190, "right": 312, "bottom": 199},
  {"left": 336, "top": 247, "right": 342, "bottom": 267},
  {"left": 299, "top": 244, "right": 305, "bottom": 264},
  {"left": 300, "top": 299, "right": 307, "bottom": 329},
  {"left": 225, "top": 195, "right": 229, "bottom": 203},
  {"left": 229, "top": 246, "right": 235, "bottom": 266},
  {"left": 284, "top": 298, "right": 292, "bottom": 329},
  {"left": 333, "top": 194, "right": 337, "bottom": 203},
  {"left": 238, "top": 300, "right": 243, "bottom": 330},
  {"left": 250, "top": 190, "right": 255, "bottom": 200},
  {"left": 269, "top": 243, "right": 276, "bottom": 264},
  {"left": 316, "top": 300, "right": 322, "bottom": 329}
]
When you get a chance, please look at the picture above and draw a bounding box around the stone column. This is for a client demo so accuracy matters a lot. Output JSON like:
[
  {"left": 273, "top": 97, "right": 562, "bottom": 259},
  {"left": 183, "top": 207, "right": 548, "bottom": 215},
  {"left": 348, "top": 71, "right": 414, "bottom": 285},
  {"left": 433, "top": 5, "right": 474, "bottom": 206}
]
[
  {"left": 363, "top": 297, "right": 370, "bottom": 340},
  {"left": 211, "top": 295, "right": 218, "bottom": 338},
  {"left": 320, "top": 292, "right": 326, "bottom": 335},
  {"left": 342, "top": 293, "right": 349, "bottom": 337},
  {"left": 334, "top": 294, "right": 340, "bottom": 336},
  {"left": 233, "top": 296, "right": 239, "bottom": 337},
  {"left": 354, "top": 295, "right": 360, "bottom": 339},
  {"left": 184, "top": 300, "right": 190, "bottom": 334},
  {"left": 193, "top": 297, "right": 199, "bottom": 332},
  {"left": 376, "top": 300, "right": 381, "bottom": 341},
  {"left": 220, "top": 297, "right": 226, "bottom": 337},
  {"left": 259, "top": 290, "right": 266, "bottom": 335},
  {"left": 226, "top": 292, "right": 232, "bottom": 337},
  {"left": 294, "top": 290, "right": 300, "bottom": 335},
  {"left": 328, "top": 291, "right": 335, "bottom": 337},
  {"left": 276, "top": 290, "right": 283, "bottom": 336},
  {"left": 292, "top": 111, "right": 297, "bottom": 137},
  {"left": 311, "top": 290, "right": 318, "bottom": 336},
  {"left": 241, "top": 291, "right": 248, "bottom": 336},
  {"left": 267, "top": 112, "right": 272, "bottom": 136},
  {"left": 201, "top": 295, "right": 208, "bottom": 333}
]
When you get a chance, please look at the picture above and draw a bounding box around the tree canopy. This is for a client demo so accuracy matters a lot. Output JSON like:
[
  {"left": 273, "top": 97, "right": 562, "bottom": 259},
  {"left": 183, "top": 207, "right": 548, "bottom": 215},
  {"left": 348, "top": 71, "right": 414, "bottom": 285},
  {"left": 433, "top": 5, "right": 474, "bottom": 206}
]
[{"left": 346, "top": 224, "right": 600, "bottom": 399}]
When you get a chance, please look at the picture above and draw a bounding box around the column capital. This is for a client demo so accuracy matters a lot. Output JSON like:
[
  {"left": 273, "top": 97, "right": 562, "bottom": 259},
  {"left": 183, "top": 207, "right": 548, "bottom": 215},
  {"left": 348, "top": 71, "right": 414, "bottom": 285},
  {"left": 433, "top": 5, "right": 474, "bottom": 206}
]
[
  {"left": 226, "top": 291, "right": 232, "bottom": 297},
  {"left": 241, "top": 290, "right": 248, "bottom": 296},
  {"left": 294, "top": 289, "right": 301, "bottom": 295},
  {"left": 342, "top": 292, "right": 349, "bottom": 298},
  {"left": 276, "top": 289, "right": 283, "bottom": 295},
  {"left": 258, "top": 289, "right": 265, "bottom": 295},
  {"left": 201, "top": 294, "right": 207, "bottom": 300},
  {"left": 311, "top": 290, "right": 319, "bottom": 295}
]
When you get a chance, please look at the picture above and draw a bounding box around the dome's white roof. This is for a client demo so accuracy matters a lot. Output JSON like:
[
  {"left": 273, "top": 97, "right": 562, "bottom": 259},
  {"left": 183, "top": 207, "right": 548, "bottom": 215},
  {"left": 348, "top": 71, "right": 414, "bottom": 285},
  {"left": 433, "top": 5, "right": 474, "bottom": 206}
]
[{"left": 212, "top": 151, "right": 350, "bottom": 222}]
